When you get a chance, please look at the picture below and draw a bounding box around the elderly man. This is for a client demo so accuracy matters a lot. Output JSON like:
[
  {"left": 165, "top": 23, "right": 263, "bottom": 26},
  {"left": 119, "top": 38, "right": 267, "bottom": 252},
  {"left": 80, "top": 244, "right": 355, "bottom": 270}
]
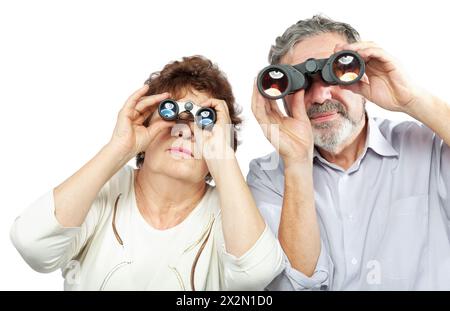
[{"left": 248, "top": 15, "right": 450, "bottom": 290}]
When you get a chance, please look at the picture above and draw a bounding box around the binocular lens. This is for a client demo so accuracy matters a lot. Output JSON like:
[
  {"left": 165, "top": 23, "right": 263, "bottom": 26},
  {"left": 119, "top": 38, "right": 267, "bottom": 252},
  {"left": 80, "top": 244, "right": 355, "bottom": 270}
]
[
  {"left": 332, "top": 54, "right": 362, "bottom": 83},
  {"left": 260, "top": 69, "right": 288, "bottom": 97},
  {"left": 160, "top": 101, "right": 177, "bottom": 119},
  {"left": 197, "top": 109, "right": 214, "bottom": 127}
]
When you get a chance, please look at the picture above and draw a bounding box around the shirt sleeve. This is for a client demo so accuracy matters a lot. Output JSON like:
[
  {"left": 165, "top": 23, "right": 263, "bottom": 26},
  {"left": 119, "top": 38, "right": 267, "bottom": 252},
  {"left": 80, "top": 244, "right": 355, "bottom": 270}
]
[
  {"left": 267, "top": 240, "right": 333, "bottom": 291},
  {"left": 435, "top": 135, "right": 450, "bottom": 219},
  {"left": 10, "top": 186, "right": 108, "bottom": 273},
  {"left": 215, "top": 223, "right": 284, "bottom": 291},
  {"left": 246, "top": 157, "right": 333, "bottom": 291}
]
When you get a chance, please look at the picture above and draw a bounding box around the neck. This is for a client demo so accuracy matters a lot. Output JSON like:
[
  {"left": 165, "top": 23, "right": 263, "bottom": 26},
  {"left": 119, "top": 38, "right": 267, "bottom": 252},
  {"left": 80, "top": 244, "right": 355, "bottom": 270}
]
[
  {"left": 318, "top": 115, "right": 368, "bottom": 171},
  {"left": 134, "top": 166, "right": 207, "bottom": 230}
]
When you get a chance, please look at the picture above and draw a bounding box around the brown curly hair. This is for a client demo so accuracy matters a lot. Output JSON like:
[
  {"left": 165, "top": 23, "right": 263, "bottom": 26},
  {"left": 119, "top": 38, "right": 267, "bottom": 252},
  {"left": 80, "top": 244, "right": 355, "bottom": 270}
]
[{"left": 136, "top": 55, "right": 242, "bottom": 172}]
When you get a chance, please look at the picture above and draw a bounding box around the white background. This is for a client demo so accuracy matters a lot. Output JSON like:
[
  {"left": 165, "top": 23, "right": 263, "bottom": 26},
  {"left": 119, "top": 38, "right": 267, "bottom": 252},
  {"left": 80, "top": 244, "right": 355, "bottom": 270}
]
[{"left": 1, "top": 0, "right": 449, "bottom": 290}]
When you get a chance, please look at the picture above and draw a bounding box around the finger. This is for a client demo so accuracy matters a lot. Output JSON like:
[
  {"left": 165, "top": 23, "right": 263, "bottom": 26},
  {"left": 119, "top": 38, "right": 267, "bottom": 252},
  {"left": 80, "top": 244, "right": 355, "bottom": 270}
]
[
  {"left": 356, "top": 47, "right": 396, "bottom": 69},
  {"left": 251, "top": 80, "right": 279, "bottom": 140},
  {"left": 251, "top": 79, "right": 271, "bottom": 126},
  {"left": 342, "top": 79, "right": 372, "bottom": 99},
  {"left": 264, "top": 99, "right": 283, "bottom": 124},
  {"left": 268, "top": 99, "right": 284, "bottom": 118},
  {"left": 198, "top": 98, "right": 230, "bottom": 115},
  {"left": 128, "top": 92, "right": 171, "bottom": 121},
  {"left": 135, "top": 107, "right": 166, "bottom": 127},
  {"left": 334, "top": 41, "right": 379, "bottom": 53},
  {"left": 134, "top": 92, "right": 170, "bottom": 114},
  {"left": 361, "top": 73, "right": 370, "bottom": 84},
  {"left": 134, "top": 109, "right": 156, "bottom": 125},
  {"left": 335, "top": 42, "right": 395, "bottom": 68},
  {"left": 290, "top": 90, "right": 308, "bottom": 121},
  {"left": 198, "top": 98, "right": 230, "bottom": 124},
  {"left": 356, "top": 46, "right": 390, "bottom": 61},
  {"left": 147, "top": 119, "right": 176, "bottom": 141},
  {"left": 124, "top": 84, "right": 150, "bottom": 109}
]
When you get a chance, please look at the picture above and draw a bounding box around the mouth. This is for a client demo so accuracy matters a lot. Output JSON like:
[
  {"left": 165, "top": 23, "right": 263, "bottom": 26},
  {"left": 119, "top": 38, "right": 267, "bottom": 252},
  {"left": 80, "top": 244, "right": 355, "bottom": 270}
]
[
  {"left": 167, "top": 147, "right": 193, "bottom": 158},
  {"left": 310, "top": 111, "right": 339, "bottom": 123}
]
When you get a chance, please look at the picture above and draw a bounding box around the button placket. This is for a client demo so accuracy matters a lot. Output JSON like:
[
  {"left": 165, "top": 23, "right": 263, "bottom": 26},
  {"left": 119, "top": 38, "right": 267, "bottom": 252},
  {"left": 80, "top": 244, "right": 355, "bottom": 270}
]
[{"left": 338, "top": 173, "right": 359, "bottom": 275}]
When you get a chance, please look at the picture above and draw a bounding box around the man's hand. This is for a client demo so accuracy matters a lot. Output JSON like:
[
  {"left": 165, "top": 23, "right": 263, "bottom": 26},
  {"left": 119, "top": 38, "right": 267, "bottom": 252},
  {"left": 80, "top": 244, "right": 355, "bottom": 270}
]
[
  {"left": 251, "top": 81, "right": 320, "bottom": 276},
  {"left": 251, "top": 80, "right": 314, "bottom": 167},
  {"left": 336, "top": 41, "right": 450, "bottom": 147},
  {"left": 335, "top": 41, "right": 424, "bottom": 113}
]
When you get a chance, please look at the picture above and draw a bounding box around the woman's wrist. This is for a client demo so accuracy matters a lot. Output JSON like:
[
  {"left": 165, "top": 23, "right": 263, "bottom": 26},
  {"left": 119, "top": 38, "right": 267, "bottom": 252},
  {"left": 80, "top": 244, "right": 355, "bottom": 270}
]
[
  {"left": 204, "top": 145, "right": 235, "bottom": 167},
  {"left": 102, "top": 142, "right": 135, "bottom": 170},
  {"left": 206, "top": 154, "right": 239, "bottom": 184}
]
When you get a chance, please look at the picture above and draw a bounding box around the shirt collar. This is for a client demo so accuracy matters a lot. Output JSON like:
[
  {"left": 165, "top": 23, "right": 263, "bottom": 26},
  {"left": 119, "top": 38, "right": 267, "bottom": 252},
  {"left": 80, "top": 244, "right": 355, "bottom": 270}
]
[
  {"left": 365, "top": 112, "right": 399, "bottom": 158},
  {"left": 313, "top": 109, "right": 399, "bottom": 160}
]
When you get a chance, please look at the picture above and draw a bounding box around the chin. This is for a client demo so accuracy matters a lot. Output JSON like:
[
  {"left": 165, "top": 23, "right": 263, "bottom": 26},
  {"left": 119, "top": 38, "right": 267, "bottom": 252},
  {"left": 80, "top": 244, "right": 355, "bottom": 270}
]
[
  {"left": 148, "top": 151, "right": 208, "bottom": 182},
  {"left": 164, "top": 163, "right": 206, "bottom": 183}
]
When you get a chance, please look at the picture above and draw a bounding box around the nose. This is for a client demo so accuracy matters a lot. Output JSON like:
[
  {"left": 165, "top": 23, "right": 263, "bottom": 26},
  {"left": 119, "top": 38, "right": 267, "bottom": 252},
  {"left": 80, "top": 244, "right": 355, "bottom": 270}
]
[
  {"left": 307, "top": 76, "right": 333, "bottom": 105},
  {"left": 171, "top": 121, "right": 194, "bottom": 140}
]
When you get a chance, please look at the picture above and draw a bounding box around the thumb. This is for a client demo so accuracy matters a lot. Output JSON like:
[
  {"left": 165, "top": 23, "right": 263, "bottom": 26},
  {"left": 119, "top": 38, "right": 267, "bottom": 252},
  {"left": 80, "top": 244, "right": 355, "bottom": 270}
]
[
  {"left": 290, "top": 90, "right": 308, "bottom": 121},
  {"left": 344, "top": 77, "right": 371, "bottom": 100},
  {"left": 146, "top": 120, "right": 175, "bottom": 143}
]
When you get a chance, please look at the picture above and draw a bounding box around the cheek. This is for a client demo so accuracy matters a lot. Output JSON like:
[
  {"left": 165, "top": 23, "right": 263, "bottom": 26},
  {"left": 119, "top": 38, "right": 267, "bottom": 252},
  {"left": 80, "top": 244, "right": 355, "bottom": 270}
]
[
  {"left": 335, "top": 90, "right": 365, "bottom": 119},
  {"left": 173, "top": 159, "right": 210, "bottom": 181},
  {"left": 331, "top": 88, "right": 358, "bottom": 107},
  {"left": 146, "top": 130, "right": 171, "bottom": 154},
  {"left": 186, "top": 157, "right": 210, "bottom": 180},
  {"left": 198, "top": 159, "right": 209, "bottom": 174}
]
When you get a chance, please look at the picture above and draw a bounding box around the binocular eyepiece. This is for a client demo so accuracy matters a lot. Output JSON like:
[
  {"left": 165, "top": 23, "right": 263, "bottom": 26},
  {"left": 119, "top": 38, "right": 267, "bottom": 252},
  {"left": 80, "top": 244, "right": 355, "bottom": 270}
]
[
  {"left": 158, "top": 99, "right": 217, "bottom": 128},
  {"left": 257, "top": 50, "right": 365, "bottom": 100}
]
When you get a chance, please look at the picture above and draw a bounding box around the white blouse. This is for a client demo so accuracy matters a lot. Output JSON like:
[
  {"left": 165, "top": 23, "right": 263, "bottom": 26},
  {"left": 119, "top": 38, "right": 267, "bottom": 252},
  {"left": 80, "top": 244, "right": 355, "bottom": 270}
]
[{"left": 10, "top": 165, "right": 284, "bottom": 290}]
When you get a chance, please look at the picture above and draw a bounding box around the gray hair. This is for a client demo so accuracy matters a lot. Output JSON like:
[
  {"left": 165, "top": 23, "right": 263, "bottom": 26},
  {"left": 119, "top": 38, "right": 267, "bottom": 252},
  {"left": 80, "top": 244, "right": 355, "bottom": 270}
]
[{"left": 269, "top": 15, "right": 361, "bottom": 64}]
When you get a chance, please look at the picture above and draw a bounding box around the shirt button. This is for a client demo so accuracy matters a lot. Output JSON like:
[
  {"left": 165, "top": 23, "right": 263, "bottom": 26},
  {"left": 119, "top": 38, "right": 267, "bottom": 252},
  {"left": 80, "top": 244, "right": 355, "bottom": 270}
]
[
  {"left": 351, "top": 258, "right": 358, "bottom": 265},
  {"left": 342, "top": 174, "right": 349, "bottom": 181}
]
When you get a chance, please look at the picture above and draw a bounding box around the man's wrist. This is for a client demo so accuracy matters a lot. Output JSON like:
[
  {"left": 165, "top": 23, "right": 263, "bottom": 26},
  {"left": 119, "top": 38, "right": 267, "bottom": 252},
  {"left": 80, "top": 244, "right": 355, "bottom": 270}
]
[
  {"left": 402, "top": 89, "right": 435, "bottom": 118},
  {"left": 283, "top": 155, "right": 313, "bottom": 172}
]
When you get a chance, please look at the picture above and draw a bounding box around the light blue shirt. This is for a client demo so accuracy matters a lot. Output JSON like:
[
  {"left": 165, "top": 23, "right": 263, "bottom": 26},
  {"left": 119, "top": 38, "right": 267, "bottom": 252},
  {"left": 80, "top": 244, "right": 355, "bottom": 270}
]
[{"left": 247, "top": 113, "right": 450, "bottom": 290}]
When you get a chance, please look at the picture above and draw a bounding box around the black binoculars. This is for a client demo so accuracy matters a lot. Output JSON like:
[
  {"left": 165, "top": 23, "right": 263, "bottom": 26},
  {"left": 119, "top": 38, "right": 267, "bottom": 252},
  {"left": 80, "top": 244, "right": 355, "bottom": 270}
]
[
  {"left": 257, "top": 50, "right": 365, "bottom": 100},
  {"left": 158, "top": 99, "right": 216, "bottom": 128}
]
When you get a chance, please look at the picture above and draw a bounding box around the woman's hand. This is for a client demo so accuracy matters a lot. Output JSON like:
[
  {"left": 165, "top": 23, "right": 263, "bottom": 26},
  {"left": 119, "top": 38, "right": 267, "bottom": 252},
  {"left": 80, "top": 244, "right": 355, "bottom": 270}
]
[
  {"left": 251, "top": 81, "right": 314, "bottom": 168},
  {"left": 108, "top": 84, "right": 175, "bottom": 160},
  {"left": 195, "top": 98, "right": 267, "bottom": 258},
  {"left": 194, "top": 98, "right": 236, "bottom": 174},
  {"left": 53, "top": 84, "right": 175, "bottom": 227}
]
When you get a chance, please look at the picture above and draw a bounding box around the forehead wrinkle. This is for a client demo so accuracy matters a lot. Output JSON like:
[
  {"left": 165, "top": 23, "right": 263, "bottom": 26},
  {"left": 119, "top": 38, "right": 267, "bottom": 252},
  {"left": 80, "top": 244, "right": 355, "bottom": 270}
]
[{"left": 283, "top": 33, "right": 350, "bottom": 65}]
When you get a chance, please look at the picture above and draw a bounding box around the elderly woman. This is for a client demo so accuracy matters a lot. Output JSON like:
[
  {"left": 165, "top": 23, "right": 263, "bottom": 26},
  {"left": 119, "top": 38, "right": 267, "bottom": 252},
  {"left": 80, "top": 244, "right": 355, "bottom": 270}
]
[{"left": 10, "top": 56, "right": 283, "bottom": 290}]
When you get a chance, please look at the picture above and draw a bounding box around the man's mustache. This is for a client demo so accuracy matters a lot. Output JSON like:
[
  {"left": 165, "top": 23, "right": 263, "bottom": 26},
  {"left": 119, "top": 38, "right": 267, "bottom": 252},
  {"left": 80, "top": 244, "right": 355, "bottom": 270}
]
[{"left": 307, "top": 99, "right": 347, "bottom": 119}]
